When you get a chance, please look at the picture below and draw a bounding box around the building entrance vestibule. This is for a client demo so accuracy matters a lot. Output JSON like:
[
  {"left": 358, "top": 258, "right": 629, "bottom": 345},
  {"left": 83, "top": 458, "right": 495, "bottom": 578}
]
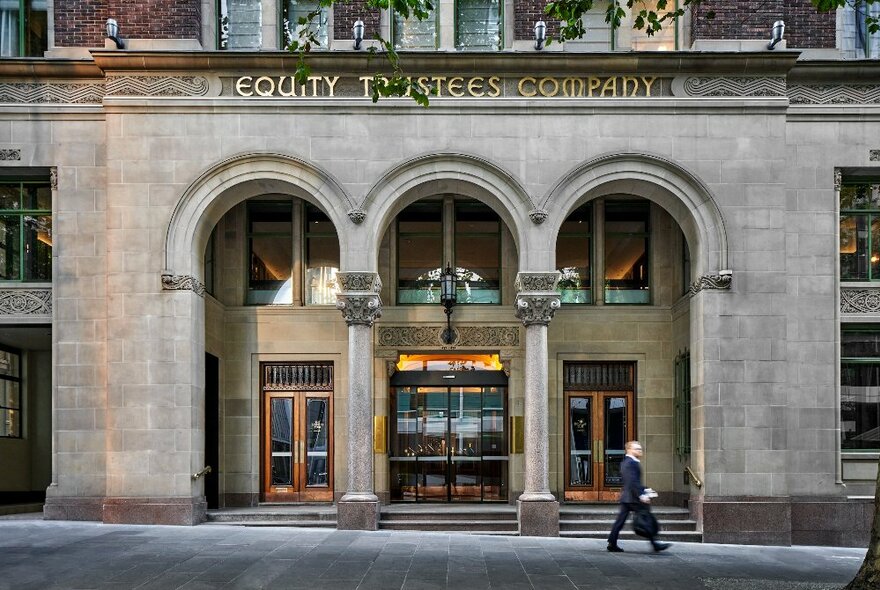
[{"left": 389, "top": 355, "right": 509, "bottom": 503}]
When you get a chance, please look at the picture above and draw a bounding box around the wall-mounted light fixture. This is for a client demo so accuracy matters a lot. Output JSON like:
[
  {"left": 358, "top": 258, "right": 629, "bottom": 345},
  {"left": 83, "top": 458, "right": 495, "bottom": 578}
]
[
  {"left": 534, "top": 21, "right": 547, "bottom": 51},
  {"left": 105, "top": 18, "right": 126, "bottom": 49},
  {"left": 767, "top": 20, "right": 785, "bottom": 50},
  {"left": 353, "top": 19, "right": 365, "bottom": 50},
  {"left": 440, "top": 264, "right": 457, "bottom": 344}
]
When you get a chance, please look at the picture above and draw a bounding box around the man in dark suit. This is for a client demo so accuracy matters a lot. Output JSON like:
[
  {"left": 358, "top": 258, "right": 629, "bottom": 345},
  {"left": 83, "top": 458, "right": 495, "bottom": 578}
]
[{"left": 607, "top": 440, "right": 671, "bottom": 553}]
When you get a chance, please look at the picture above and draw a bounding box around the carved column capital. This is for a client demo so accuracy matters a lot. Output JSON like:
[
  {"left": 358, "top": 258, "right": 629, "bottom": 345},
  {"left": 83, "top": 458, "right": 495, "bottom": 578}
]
[
  {"left": 336, "top": 271, "right": 382, "bottom": 326},
  {"left": 514, "top": 271, "right": 561, "bottom": 293},
  {"left": 514, "top": 272, "right": 561, "bottom": 326}
]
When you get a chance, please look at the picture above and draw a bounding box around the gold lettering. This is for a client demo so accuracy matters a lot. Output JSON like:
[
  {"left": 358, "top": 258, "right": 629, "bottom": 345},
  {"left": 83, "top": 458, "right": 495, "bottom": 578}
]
[
  {"left": 324, "top": 76, "right": 339, "bottom": 97},
  {"left": 641, "top": 76, "right": 656, "bottom": 97},
  {"left": 308, "top": 76, "right": 321, "bottom": 97},
  {"left": 601, "top": 76, "right": 617, "bottom": 97},
  {"left": 448, "top": 77, "right": 464, "bottom": 98},
  {"left": 587, "top": 77, "right": 601, "bottom": 97},
  {"left": 277, "top": 76, "right": 296, "bottom": 97},
  {"left": 235, "top": 76, "right": 254, "bottom": 97},
  {"left": 360, "top": 76, "right": 372, "bottom": 97},
  {"left": 467, "top": 77, "right": 485, "bottom": 97},
  {"left": 404, "top": 76, "right": 412, "bottom": 97},
  {"left": 487, "top": 76, "right": 501, "bottom": 97},
  {"left": 622, "top": 76, "right": 639, "bottom": 97},
  {"left": 518, "top": 77, "right": 537, "bottom": 97},
  {"left": 418, "top": 76, "right": 431, "bottom": 95},
  {"left": 255, "top": 76, "right": 275, "bottom": 97},
  {"left": 431, "top": 76, "right": 447, "bottom": 96},
  {"left": 562, "top": 77, "right": 584, "bottom": 97},
  {"left": 539, "top": 77, "right": 559, "bottom": 97}
]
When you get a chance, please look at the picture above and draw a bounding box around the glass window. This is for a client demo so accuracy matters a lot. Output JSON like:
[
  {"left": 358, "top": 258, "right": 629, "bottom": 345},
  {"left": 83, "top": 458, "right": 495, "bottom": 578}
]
[
  {"left": 304, "top": 203, "right": 339, "bottom": 305},
  {"left": 605, "top": 201, "right": 649, "bottom": 304},
  {"left": 397, "top": 202, "right": 443, "bottom": 304},
  {"left": 454, "top": 202, "right": 500, "bottom": 304},
  {"left": 393, "top": 8, "right": 438, "bottom": 50},
  {"left": 204, "top": 228, "right": 216, "bottom": 297},
  {"left": 0, "top": 1, "right": 47, "bottom": 57},
  {"left": 673, "top": 349, "right": 691, "bottom": 457},
  {"left": 0, "top": 181, "right": 51, "bottom": 283},
  {"left": 0, "top": 348, "right": 21, "bottom": 438},
  {"left": 455, "top": 0, "right": 501, "bottom": 50},
  {"left": 840, "top": 182, "right": 880, "bottom": 281},
  {"left": 556, "top": 203, "right": 592, "bottom": 304},
  {"left": 219, "top": 0, "right": 262, "bottom": 49},
  {"left": 282, "top": 0, "right": 329, "bottom": 49},
  {"left": 841, "top": 1, "right": 880, "bottom": 58},
  {"left": 841, "top": 327, "right": 880, "bottom": 451},
  {"left": 247, "top": 202, "right": 292, "bottom": 305}
]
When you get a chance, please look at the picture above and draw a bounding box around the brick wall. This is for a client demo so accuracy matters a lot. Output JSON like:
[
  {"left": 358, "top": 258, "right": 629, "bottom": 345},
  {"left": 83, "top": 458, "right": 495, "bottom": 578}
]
[
  {"left": 691, "top": 0, "right": 836, "bottom": 49},
  {"left": 514, "top": 0, "right": 559, "bottom": 41},
  {"left": 334, "top": 1, "right": 381, "bottom": 41},
  {"left": 55, "top": 0, "right": 201, "bottom": 47}
]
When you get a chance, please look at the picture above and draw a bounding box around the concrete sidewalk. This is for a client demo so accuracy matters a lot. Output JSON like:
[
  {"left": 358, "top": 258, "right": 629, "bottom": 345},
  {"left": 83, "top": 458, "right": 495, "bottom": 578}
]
[{"left": 0, "top": 517, "right": 866, "bottom": 590}]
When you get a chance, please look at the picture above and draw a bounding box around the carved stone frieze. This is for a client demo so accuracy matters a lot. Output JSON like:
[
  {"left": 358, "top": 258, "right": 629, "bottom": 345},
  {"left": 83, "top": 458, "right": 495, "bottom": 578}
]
[
  {"left": 687, "top": 272, "right": 732, "bottom": 296},
  {"left": 871, "top": 150, "right": 880, "bottom": 162},
  {"left": 682, "top": 76, "right": 786, "bottom": 98},
  {"left": 0, "top": 149, "right": 21, "bottom": 161},
  {"left": 841, "top": 288, "right": 880, "bottom": 314},
  {"left": 789, "top": 84, "right": 880, "bottom": 105},
  {"left": 106, "top": 76, "right": 210, "bottom": 97},
  {"left": 377, "top": 325, "right": 520, "bottom": 348},
  {"left": 514, "top": 272, "right": 561, "bottom": 293},
  {"left": 0, "top": 82, "right": 104, "bottom": 104},
  {"left": 528, "top": 209, "right": 548, "bottom": 225},
  {"left": 347, "top": 208, "right": 366, "bottom": 224},
  {"left": 336, "top": 272, "right": 381, "bottom": 293},
  {"left": 336, "top": 294, "right": 382, "bottom": 326},
  {"left": 0, "top": 289, "right": 51, "bottom": 315},
  {"left": 514, "top": 295, "right": 561, "bottom": 326},
  {"left": 161, "top": 274, "right": 206, "bottom": 296}
]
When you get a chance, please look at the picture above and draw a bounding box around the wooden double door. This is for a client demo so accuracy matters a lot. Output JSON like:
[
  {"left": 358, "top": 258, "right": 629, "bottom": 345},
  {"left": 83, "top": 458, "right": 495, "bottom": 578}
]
[
  {"left": 563, "top": 362, "right": 635, "bottom": 502},
  {"left": 261, "top": 363, "right": 334, "bottom": 503}
]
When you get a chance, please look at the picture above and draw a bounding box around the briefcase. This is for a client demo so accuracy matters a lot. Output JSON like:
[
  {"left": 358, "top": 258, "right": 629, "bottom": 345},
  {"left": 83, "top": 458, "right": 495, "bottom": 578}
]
[{"left": 633, "top": 507, "right": 660, "bottom": 538}]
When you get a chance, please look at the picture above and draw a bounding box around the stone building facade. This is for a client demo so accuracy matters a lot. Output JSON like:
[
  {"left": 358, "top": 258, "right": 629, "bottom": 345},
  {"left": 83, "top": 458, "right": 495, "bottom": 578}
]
[{"left": 0, "top": 0, "right": 878, "bottom": 546}]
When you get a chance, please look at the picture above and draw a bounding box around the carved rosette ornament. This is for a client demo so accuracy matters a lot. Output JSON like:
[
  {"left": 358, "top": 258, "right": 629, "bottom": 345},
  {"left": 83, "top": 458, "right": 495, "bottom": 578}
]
[
  {"left": 347, "top": 208, "right": 366, "bottom": 224},
  {"left": 515, "top": 271, "right": 561, "bottom": 326},
  {"left": 687, "top": 272, "right": 732, "bottom": 296},
  {"left": 0, "top": 289, "right": 51, "bottom": 315},
  {"left": 871, "top": 150, "right": 880, "bottom": 162},
  {"left": 336, "top": 271, "right": 382, "bottom": 326},
  {"left": 841, "top": 288, "right": 880, "bottom": 314},
  {"left": 161, "top": 274, "right": 206, "bottom": 297},
  {"left": 528, "top": 208, "right": 548, "bottom": 224}
]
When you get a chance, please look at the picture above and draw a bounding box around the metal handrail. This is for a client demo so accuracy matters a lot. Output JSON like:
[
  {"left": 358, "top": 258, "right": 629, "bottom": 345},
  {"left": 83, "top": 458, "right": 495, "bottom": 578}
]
[
  {"left": 684, "top": 466, "right": 703, "bottom": 488},
  {"left": 191, "top": 465, "right": 212, "bottom": 480}
]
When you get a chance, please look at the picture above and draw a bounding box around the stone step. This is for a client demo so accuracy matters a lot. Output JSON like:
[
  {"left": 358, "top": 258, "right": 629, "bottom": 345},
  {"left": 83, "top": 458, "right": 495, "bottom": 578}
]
[
  {"left": 560, "top": 530, "right": 704, "bottom": 543},
  {"left": 380, "top": 510, "right": 516, "bottom": 522},
  {"left": 559, "top": 507, "right": 692, "bottom": 521},
  {"left": 205, "top": 520, "right": 337, "bottom": 528},
  {"left": 0, "top": 504, "right": 43, "bottom": 517},
  {"left": 560, "top": 519, "right": 699, "bottom": 532},
  {"left": 379, "top": 519, "right": 519, "bottom": 532},
  {"left": 206, "top": 509, "right": 336, "bottom": 523}
]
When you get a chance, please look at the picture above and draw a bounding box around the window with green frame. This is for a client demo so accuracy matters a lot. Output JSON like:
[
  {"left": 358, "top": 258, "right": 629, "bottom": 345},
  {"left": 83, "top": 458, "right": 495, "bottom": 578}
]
[
  {"left": 247, "top": 201, "right": 293, "bottom": 305},
  {"left": 393, "top": 7, "right": 438, "bottom": 50},
  {"left": 396, "top": 199, "right": 501, "bottom": 304},
  {"left": 556, "top": 203, "right": 592, "bottom": 304},
  {"left": 455, "top": 0, "right": 501, "bottom": 50},
  {"left": 673, "top": 349, "right": 691, "bottom": 457},
  {"left": 841, "top": 326, "right": 880, "bottom": 451},
  {"left": 840, "top": 181, "right": 880, "bottom": 281},
  {"left": 0, "top": 347, "right": 21, "bottom": 438},
  {"left": 0, "top": 180, "right": 51, "bottom": 282},
  {"left": 604, "top": 201, "right": 650, "bottom": 304},
  {"left": 0, "top": 1, "right": 47, "bottom": 57}
]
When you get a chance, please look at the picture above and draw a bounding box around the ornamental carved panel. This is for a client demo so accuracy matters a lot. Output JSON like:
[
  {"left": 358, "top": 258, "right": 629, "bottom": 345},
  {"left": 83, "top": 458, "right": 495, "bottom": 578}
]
[
  {"left": 841, "top": 288, "right": 880, "bottom": 314},
  {"left": 336, "top": 272, "right": 381, "bottom": 292},
  {"left": 682, "top": 77, "right": 786, "bottom": 98},
  {"left": 688, "top": 273, "right": 732, "bottom": 296},
  {"left": 0, "top": 289, "right": 51, "bottom": 316},
  {"left": 789, "top": 84, "right": 880, "bottom": 105},
  {"left": 161, "top": 274, "right": 206, "bottom": 297},
  {"left": 0, "top": 82, "right": 104, "bottom": 104},
  {"left": 514, "top": 272, "right": 561, "bottom": 292},
  {"left": 106, "top": 76, "right": 210, "bottom": 97},
  {"left": 377, "top": 326, "right": 520, "bottom": 348},
  {"left": 0, "top": 149, "right": 21, "bottom": 161}
]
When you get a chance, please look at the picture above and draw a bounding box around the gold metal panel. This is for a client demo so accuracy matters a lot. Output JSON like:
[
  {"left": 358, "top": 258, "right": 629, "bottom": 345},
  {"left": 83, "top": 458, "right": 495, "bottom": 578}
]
[
  {"left": 510, "top": 416, "right": 524, "bottom": 454},
  {"left": 373, "top": 416, "right": 387, "bottom": 454}
]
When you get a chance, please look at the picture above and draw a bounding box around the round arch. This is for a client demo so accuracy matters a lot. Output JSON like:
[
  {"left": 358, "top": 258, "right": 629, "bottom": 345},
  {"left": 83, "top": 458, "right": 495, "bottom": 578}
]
[
  {"left": 164, "top": 152, "right": 353, "bottom": 279},
  {"left": 361, "top": 152, "right": 535, "bottom": 258},
  {"left": 543, "top": 153, "right": 729, "bottom": 277}
]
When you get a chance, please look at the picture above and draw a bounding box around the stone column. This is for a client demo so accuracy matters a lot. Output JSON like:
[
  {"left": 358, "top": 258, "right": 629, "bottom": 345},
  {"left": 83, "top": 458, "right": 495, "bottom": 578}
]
[
  {"left": 515, "top": 271, "right": 561, "bottom": 536},
  {"left": 335, "top": 272, "right": 382, "bottom": 530}
]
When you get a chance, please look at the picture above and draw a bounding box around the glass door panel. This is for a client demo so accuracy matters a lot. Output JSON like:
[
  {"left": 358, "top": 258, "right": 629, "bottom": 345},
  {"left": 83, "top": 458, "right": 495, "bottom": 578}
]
[
  {"left": 419, "top": 387, "right": 449, "bottom": 500},
  {"left": 481, "top": 386, "right": 507, "bottom": 501},
  {"left": 305, "top": 397, "right": 329, "bottom": 487},
  {"left": 451, "top": 387, "right": 481, "bottom": 501},
  {"left": 568, "top": 397, "right": 593, "bottom": 487},
  {"left": 270, "top": 397, "right": 295, "bottom": 487},
  {"left": 603, "top": 396, "right": 628, "bottom": 487}
]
